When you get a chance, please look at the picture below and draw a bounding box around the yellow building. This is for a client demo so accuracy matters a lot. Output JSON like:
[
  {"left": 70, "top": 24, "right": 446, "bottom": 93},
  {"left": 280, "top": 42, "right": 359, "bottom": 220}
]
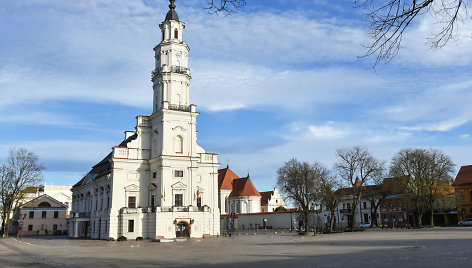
[{"left": 453, "top": 165, "right": 472, "bottom": 221}]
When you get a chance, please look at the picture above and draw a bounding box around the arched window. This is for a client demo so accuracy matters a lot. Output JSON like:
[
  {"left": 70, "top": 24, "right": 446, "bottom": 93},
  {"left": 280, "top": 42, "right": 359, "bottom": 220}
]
[
  {"left": 174, "top": 28, "right": 178, "bottom": 39},
  {"left": 242, "top": 201, "right": 248, "bottom": 214},
  {"left": 162, "top": 30, "right": 165, "bottom": 41},
  {"left": 38, "top": 202, "right": 51, "bottom": 207},
  {"left": 174, "top": 135, "right": 183, "bottom": 153}
]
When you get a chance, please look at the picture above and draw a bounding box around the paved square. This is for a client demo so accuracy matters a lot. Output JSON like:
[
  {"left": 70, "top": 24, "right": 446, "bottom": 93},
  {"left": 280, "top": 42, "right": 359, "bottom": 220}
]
[{"left": 1, "top": 227, "right": 471, "bottom": 267}]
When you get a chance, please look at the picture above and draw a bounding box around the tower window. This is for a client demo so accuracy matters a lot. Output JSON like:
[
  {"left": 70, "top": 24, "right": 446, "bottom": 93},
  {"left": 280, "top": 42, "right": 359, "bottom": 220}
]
[
  {"left": 128, "top": 196, "right": 136, "bottom": 209},
  {"left": 174, "top": 29, "right": 178, "bottom": 39},
  {"left": 162, "top": 30, "right": 165, "bottom": 41},
  {"left": 175, "top": 170, "right": 183, "bottom": 177}
]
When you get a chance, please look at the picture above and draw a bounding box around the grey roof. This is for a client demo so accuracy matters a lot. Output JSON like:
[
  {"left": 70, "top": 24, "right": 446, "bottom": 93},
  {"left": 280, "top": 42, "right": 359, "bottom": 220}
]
[{"left": 165, "top": 9, "right": 179, "bottom": 21}]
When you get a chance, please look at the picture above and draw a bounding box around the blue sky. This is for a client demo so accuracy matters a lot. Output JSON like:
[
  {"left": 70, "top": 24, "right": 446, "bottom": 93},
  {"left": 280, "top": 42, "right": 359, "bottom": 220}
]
[{"left": 1, "top": 0, "right": 471, "bottom": 190}]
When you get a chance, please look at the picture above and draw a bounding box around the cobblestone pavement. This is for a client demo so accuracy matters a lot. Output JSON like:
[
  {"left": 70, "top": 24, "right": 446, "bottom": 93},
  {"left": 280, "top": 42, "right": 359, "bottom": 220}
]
[{"left": 1, "top": 227, "right": 471, "bottom": 267}]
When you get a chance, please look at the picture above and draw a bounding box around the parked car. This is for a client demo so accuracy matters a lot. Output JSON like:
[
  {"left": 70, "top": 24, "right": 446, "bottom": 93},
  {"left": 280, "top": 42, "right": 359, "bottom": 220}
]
[
  {"left": 458, "top": 219, "right": 472, "bottom": 227},
  {"left": 359, "top": 223, "right": 371, "bottom": 228}
]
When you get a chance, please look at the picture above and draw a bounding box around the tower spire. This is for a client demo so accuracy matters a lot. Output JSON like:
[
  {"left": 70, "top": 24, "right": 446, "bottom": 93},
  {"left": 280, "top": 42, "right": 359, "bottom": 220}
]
[{"left": 165, "top": 0, "right": 180, "bottom": 21}]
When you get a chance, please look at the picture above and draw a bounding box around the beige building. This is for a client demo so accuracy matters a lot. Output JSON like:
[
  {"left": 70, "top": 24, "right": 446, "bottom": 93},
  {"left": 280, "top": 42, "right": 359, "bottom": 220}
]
[
  {"left": 19, "top": 194, "right": 68, "bottom": 236},
  {"left": 21, "top": 185, "right": 72, "bottom": 215},
  {"left": 260, "top": 188, "right": 286, "bottom": 212}
]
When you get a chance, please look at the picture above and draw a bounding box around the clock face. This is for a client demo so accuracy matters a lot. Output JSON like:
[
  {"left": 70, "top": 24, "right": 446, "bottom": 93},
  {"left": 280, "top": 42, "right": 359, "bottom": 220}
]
[{"left": 176, "top": 51, "right": 182, "bottom": 59}]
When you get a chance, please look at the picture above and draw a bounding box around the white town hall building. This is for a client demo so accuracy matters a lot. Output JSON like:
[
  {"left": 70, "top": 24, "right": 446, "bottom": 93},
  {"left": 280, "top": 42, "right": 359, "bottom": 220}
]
[{"left": 70, "top": 1, "right": 220, "bottom": 240}]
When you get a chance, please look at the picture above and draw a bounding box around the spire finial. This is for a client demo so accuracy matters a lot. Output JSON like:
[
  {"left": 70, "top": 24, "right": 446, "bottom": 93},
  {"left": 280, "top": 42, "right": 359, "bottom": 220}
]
[{"left": 169, "top": 0, "right": 176, "bottom": 10}]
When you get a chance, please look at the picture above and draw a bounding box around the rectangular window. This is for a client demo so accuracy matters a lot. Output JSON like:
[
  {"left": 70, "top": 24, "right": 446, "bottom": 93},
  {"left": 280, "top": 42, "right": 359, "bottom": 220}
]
[
  {"left": 53, "top": 224, "right": 58, "bottom": 231},
  {"left": 128, "top": 220, "right": 134, "bottom": 232},
  {"left": 363, "top": 202, "right": 367, "bottom": 209},
  {"left": 128, "top": 196, "right": 136, "bottom": 208},
  {"left": 174, "top": 170, "right": 183, "bottom": 177},
  {"left": 54, "top": 211, "right": 59, "bottom": 218},
  {"left": 28, "top": 225, "right": 33, "bottom": 231},
  {"left": 42, "top": 211, "right": 47, "bottom": 218},
  {"left": 152, "top": 172, "right": 157, "bottom": 179},
  {"left": 107, "top": 197, "right": 110, "bottom": 209},
  {"left": 29, "top": 211, "right": 34, "bottom": 218},
  {"left": 151, "top": 195, "right": 155, "bottom": 207},
  {"left": 175, "top": 194, "right": 183, "bottom": 207}
]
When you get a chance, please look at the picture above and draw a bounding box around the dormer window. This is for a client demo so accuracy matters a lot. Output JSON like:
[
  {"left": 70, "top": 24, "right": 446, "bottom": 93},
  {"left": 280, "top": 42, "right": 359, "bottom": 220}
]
[{"left": 174, "top": 29, "right": 178, "bottom": 39}]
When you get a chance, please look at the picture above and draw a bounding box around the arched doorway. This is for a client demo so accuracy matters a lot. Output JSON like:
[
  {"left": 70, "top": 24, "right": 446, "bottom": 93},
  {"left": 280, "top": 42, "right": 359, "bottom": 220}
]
[
  {"left": 176, "top": 221, "right": 190, "bottom": 238},
  {"left": 39, "top": 224, "right": 47, "bottom": 235}
]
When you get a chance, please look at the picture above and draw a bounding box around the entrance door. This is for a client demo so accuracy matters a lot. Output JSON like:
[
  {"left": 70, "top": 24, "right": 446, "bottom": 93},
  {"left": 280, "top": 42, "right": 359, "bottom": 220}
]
[
  {"left": 83, "top": 221, "right": 89, "bottom": 237},
  {"left": 176, "top": 221, "right": 190, "bottom": 238}
]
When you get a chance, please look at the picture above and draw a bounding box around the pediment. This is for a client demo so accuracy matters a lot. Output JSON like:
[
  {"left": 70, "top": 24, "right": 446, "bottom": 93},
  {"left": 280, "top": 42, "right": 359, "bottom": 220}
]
[
  {"left": 149, "top": 183, "right": 157, "bottom": 191},
  {"left": 172, "top": 125, "right": 186, "bottom": 132},
  {"left": 21, "top": 194, "right": 67, "bottom": 209},
  {"left": 85, "top": 174, "right": 96, "bottom": 184},
  {"left": 124, "top": 184, "right": 140, "bottom": 192},
  {"left": 171, "top": 181, "right": 187, "bottom": 189}
]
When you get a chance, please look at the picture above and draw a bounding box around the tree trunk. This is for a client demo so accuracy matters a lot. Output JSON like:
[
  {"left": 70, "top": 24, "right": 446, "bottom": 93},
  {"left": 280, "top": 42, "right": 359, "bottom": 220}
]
[
  {"left": 418, "top": 212, "right": 423, "bottom": 228},
  {"left": 304, "top": 211, "right": 309, "bottom": 233},
  {"left": 430, "top": 208, "right": 434, "bottom": 227},
  {"left": 371, "top": 212, "right": 377, "bottom": 227},
  {"left": 329, "top": 211, "right": 335, "bottom": 233}
]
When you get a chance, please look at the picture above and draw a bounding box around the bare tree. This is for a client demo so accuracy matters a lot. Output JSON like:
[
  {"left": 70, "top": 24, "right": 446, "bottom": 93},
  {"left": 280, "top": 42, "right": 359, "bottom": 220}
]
[
  {"left": 1, "top": 148, "right": 45, "bottom": 237},
  {"left": 277, "top": 158, "right": 323, "bottom": 233},
  {"left": 335, "top": 146, "right": 385, "bottom": 229},
  {"left": 390, "top": 148, "right": 454, "bottom": 227},
  {"left": 358, "top": 0, "right": 469, "bottom": 65},
  {"left": 206, "top": 0, "right": 247, "bottom": 15},
  {"left": 364, "top": 176, "right": 397, "bottom": 227},
  {"left": 318, "top": 175, "right": 340, "bottom": 233}
]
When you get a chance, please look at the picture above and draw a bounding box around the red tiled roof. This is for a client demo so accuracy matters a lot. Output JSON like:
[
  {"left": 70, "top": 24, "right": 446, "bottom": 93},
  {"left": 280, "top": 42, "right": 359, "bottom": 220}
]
[
  {"left": 22, "top": 186, "right": 39, "bottom": 194},
  {"left": 453, "top": 165, "right": 472, "bottom": 186},
  {"left": 229, "top": 177, "right": 261, "bottom": 197},
  {"left": 218, "top": 167, "right": 239, "bottom": 190},
  {"left": 260, "top": 191, "right": 273, "bottom": 206}
]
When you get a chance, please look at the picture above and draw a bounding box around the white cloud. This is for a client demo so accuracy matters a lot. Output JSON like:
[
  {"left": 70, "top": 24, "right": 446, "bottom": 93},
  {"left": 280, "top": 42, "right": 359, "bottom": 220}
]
[
  {"left": 0, "top": 140, "right": 114, "bottom": 163},
  {"left": 377, "top": 78, "right": 472, "bottom": 131},
  {"left": 192, "top": 60, "right": 385, "bottom": 111},
  {"left": 397, "top": 11, "right": 472, "bottom": 66}
]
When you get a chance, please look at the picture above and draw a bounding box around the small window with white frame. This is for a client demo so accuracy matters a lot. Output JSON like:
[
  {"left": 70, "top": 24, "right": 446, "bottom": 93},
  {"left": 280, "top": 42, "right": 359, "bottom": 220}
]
[{"left": 174, "top": 170, "right": 183, "bottom": 177}]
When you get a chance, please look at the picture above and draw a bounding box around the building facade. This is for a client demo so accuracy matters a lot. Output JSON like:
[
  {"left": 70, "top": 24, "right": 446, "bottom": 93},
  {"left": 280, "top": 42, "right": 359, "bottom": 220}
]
[
  {"left": 260, "top": 188, "right": 286, "bottom": 212},
  {"left": 453, "top": 165, "right": 472, "bottom": 221},
  {"left": 70, "top": 1, "right": 220, "bottom": 240},
  {"left": 22, "top": 185, "right": 72, "bottom": 215},
  {"left": 19, "top": 194, "right": 68, "bottom": 236}
]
